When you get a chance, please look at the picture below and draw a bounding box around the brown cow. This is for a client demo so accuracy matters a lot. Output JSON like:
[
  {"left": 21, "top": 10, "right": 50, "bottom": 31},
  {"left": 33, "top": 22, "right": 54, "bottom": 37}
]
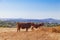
[
  {"left": 32, "top": 23, "right": 44, "bottom": 30},
  {"left": 16, "top": 22, "right": 33, "bottom": 32}
]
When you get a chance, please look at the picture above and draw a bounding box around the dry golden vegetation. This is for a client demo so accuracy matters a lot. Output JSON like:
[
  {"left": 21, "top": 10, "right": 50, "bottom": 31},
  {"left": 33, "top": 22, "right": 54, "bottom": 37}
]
[{"left": 0, "top": 26, "right": 60, "bottom": 40}]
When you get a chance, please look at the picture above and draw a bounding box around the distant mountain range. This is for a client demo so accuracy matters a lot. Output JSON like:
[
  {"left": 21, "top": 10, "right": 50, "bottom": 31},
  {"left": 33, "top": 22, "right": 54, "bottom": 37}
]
[{"left": 0, "top": 18, "right": 60, "bottom": 24}]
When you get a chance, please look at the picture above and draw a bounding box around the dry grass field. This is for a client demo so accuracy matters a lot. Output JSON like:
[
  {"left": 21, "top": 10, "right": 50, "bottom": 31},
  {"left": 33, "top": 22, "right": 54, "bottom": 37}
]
[{"left": 0, "top": 26, "right": 60, "bottom": 40}]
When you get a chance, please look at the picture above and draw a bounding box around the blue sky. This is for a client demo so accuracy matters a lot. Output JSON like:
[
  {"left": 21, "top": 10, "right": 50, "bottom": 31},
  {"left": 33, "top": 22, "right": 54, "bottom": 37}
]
[{"left": 0, "top": 0, "right": 60, "bottom": 19}]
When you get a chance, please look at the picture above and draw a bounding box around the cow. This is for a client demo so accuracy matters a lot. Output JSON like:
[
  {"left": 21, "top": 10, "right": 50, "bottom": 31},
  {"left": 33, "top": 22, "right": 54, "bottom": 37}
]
[
  {"left": 16, "top": 22, "right": 33, "bottom": 32},
  {"left": 32, "top": 23, "right": 44, "bottom": 30}
]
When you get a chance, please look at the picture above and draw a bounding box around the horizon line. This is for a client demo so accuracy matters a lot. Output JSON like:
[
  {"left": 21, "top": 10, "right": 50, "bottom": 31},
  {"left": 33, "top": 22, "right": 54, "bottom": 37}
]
[{"left": 0, "top": 17, "right": 60, "bottom": 20}]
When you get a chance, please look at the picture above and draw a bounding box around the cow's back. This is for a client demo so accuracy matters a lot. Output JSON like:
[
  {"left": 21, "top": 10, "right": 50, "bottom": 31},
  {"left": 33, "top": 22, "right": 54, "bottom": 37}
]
[{"left": 17, "top": 22, "right": 32, "bottom": 29}]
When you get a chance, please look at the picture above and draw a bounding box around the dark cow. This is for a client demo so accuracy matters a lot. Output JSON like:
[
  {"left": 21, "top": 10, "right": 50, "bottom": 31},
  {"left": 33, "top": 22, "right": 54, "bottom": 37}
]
[
  {"left": 32, "top": 23, "right": 44, "bottom": 30},
  {"left": 16, "top": 22, "right": 33, "bottom": 32}
]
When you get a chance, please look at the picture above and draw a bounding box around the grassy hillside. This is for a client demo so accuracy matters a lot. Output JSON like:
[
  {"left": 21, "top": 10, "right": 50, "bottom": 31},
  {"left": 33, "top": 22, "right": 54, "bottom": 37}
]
[
  {"left": 0, "top": 26, "right": 60, "bottom": 40},
  {"left": 0, "top": 21, "right": 16, "bottom": 28}
]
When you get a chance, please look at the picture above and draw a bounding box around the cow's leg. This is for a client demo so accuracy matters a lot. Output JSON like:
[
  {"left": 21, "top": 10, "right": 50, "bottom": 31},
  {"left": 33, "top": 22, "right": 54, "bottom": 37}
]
[
  {"left": 18, "top": 27, "right": 20, "bottom": 32},
  {"left": 17, "top": 27, "right": 20, "bottom": 32},
  {"left": 26, "top": 28, "right": 28, "bottom": 32},
  {"left": 31, "top": 26, "right": 34, "bottom": 31},
  {"left": 19, "top": 27, "right": 20, "bottom": 32}
]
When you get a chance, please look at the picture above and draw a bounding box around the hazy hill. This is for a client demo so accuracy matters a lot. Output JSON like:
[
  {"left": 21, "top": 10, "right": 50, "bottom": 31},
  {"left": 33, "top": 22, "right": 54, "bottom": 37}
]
[
  {"left": 0, "top": 18, "right": 60, "bottom": 24},
  {"left": 0, "top": 18, "right": 60, "bottom": 27}
]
